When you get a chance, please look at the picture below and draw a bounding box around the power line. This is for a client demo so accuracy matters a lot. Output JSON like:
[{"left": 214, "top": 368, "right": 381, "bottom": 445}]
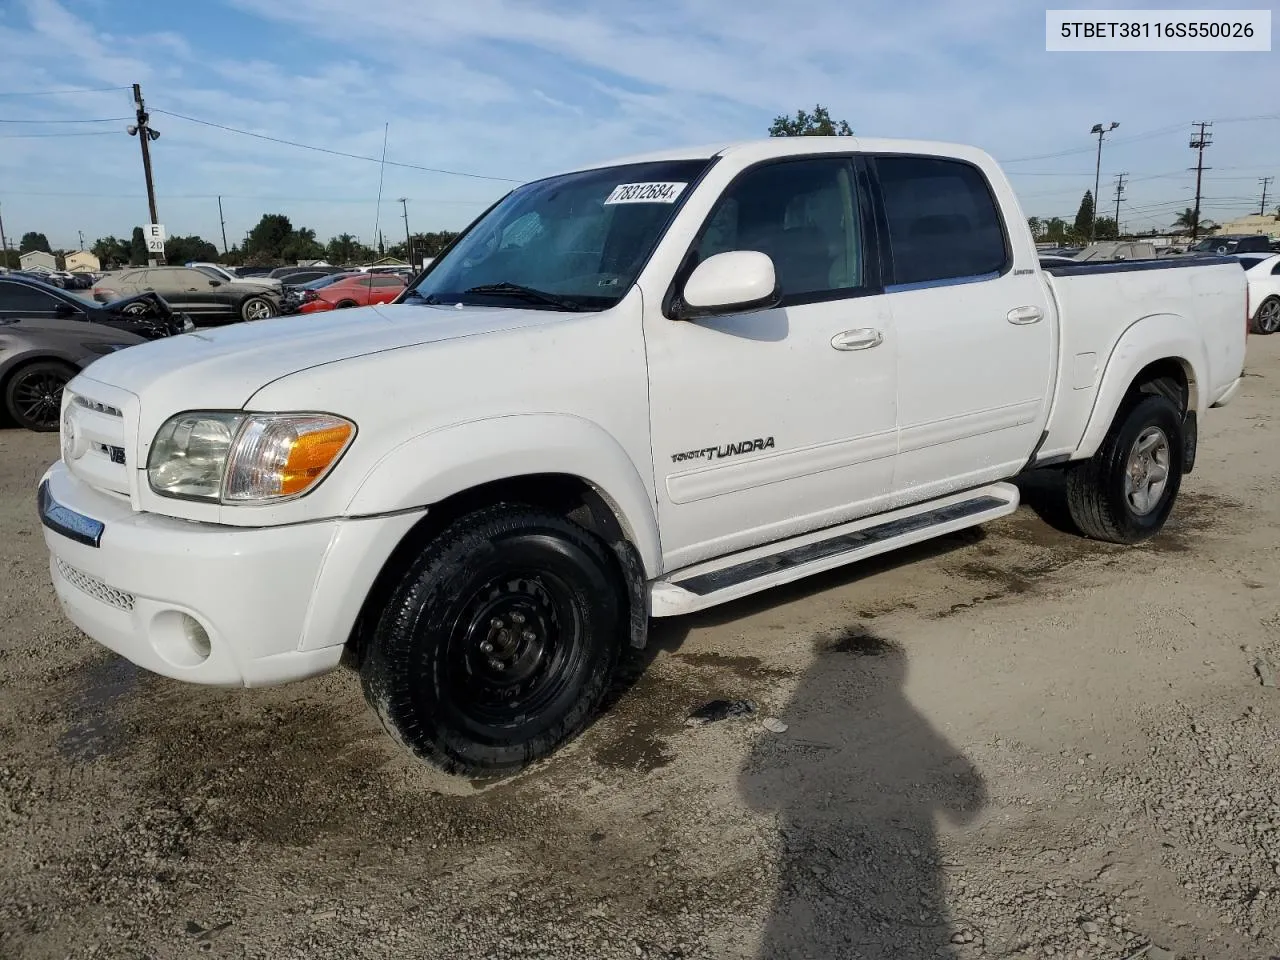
[
  {"left": 0, "top": 189, "right": 494, "bottom": 203},
  {"left": 0, "top": 85, "right": 130, "bottom": 97},
  {"left": 150, "top": 107, "right": 523, "bottom": 183},
  {"left": 0, "top": 116, "right": 130, "bottom": 123},
  {"left": 0, "top": 131, "right": 118, "bottom": 139}
]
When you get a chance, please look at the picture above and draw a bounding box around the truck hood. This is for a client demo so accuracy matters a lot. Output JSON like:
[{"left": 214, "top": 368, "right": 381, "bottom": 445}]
[{"left": 73, "top": 302, "right": 564, "bottom": 412}]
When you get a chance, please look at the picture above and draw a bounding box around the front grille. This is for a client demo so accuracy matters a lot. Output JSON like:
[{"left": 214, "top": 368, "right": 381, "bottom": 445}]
[
  {"left": 64, "top": 389, "right": 133, "bottom": 498},
  {"left": 73, "top": 395, "right": 122, "bottom": 418},
  {"left": 56, "top": 558, "right": 136, "bottom": 612}
]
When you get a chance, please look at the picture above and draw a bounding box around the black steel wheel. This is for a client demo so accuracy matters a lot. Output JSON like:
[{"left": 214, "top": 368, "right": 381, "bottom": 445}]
[
  {"left": 360, "top": 505, "right": 624, "bottom": 776},
  {"left": 4, "top": 360, "right": 75, "bottom": 432}
]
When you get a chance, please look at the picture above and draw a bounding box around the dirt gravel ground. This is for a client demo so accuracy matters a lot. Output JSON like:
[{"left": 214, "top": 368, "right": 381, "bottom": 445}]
[{"left": 3, "top": 339, "right": 1280, "bottom": 960}]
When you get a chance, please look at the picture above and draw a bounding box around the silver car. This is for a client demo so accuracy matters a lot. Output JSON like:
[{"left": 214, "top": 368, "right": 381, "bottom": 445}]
[{"left": 92, "top": 266, "right": 281, "bottom": 325}]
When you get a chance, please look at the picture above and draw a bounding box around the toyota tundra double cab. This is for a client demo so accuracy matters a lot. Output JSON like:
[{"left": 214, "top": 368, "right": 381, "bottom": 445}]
[{"left": 39, "top": 137, "right": 1247, "bottom": 776}]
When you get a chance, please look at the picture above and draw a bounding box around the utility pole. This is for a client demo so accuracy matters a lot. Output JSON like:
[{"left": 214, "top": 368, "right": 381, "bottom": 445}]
[
  {"left": 128, "top": 83, "right": 164, "bottom": 263},
  {"left": 398, "top": 197, "right": 412, "bottom": 266},
  {"left": 0, "top": 202, "right": 9, "bottom": 270},
  {"left": 217, "top": 196, "right": 228, "bottom": 255},
  {"left": 1260, "top": 177, "right": 1274, "bottom": 217},
  {"left": 77, "top": 230, "right": 84, "bottom": 252},
  {"left": 1112, "top": 173, "right": 1127, "bottom": 236},
  {"left": 1189, "top": 121, "right": 1213, "bottom": 241},
  {"left": 1089, "top": 122, "right": 1119, "bottom": 242}
]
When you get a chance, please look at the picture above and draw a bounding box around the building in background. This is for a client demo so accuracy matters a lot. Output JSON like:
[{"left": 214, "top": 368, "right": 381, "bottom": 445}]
[
  {"left": 18, "top": 250, "right": 55, "bottom": 273},
  {"left": 64, "top": 250, "right": 101, "bottom": 273},
  {"left": 1214, "top": 214, "right": 1280, "bottom": 239}
]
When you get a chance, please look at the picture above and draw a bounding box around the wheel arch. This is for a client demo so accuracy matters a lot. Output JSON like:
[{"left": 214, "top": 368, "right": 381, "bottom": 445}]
[{"left": 1074, "top": 314, "right": 1205, "bottom": 461}]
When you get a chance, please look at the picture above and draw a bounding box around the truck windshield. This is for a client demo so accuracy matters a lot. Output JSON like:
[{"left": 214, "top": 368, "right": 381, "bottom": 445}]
[{"left": 404, "top": 159, "right": 711, "bottom": 311}]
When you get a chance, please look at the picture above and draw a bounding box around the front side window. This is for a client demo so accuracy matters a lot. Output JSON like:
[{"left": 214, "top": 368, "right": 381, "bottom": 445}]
[
  {"left": 407, "top": 159, "right": 710, "bottom": 311},
  {"left": 0, "top": 281, "right": 58, "bottom": 311},
  {"left": 877, "top": 155, "right": 1009, "bottom": 286},
  {"left": 693, "top": 157, "right": 863, "bottom": 302}
]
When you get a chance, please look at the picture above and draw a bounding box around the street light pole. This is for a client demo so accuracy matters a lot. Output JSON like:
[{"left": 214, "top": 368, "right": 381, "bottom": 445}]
[{"left": 1089, "top": 122, "right": 1119, "bottom": 243}]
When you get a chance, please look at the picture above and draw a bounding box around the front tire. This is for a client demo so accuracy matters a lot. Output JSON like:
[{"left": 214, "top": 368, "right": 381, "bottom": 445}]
[
  {"left": 1066, "top": 393, "right": 1184, "bottom": 544},
  {"left": 4, "top": 360, "right": 76, "bottom": 432},
  {"left": 240, "top": 296, "right": 277, "bottom": 321},
  {"left": 1252, "top": 296, "right": 1280, "bottom": 335},
  {"left": 360, "top": 505, "right": 624, "bottom": 776}
]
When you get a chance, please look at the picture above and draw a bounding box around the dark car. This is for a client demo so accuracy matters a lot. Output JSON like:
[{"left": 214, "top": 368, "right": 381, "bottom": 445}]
[
  {"left": 233, "top": 265, "right": 273, "bottom": 278},
  {"left": 0, "top": 315, "right": 147, "bottom": 432},
  {"left": 1188, "top": 235, "right": 1272, "bottom": 256},
  {"left": 0, "top": 274, "right": 191, "bottom": 339},
  {"left": 270, "top": 264, "right": 348, "bottom": 279},
  {"left": 91, "top": 266, "right": 281, "bottom": 325}
]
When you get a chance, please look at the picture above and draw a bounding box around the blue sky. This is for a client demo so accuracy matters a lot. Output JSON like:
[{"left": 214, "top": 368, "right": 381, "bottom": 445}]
[{"left": 0, "top": 0, "right": 1276, "bottom": 251}]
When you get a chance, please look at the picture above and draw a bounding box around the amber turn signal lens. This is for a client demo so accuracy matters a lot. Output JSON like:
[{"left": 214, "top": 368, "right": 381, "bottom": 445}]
[{"left": 279, "top": 423, "right": 354, "bottom": 496}]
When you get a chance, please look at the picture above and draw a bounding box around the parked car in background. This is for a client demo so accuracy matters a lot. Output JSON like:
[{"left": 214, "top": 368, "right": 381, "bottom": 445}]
[
  {"left": 92, "top": 267, "right": 281, "bottom": 324},
  {"left": 1237, "top": 253, "right": 1280, "bottom": 334},
  {"left": 1188, "top": 235, "right": 1272, "bottom": 256},
  {"left": 190, "top": 262, "right": 282, "bottom": 291},
  {"left": 0, "top": 274, "right": 191, "bottom": 339},
  {"left": 1073, "top": 241, "right": 1157, "bottom": 262},
  {"left": 269, "top": 265, "right": 348, "bottom": 283},
  {"left": 233, "top": 266, "right": 273, "bottom": 278},
  {"left": 295, "top": 273, "right": 406, "bottom": 313},
  {"left": 280, "top": 272, "right": 360, "bottom": 314},
  {"left": 1, "top": 313, "right": 147, "bottom": 432}
]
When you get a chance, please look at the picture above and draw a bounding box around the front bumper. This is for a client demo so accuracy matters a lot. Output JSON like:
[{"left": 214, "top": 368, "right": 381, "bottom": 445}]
[{"left": 39, "top": 461, "right": 422, "bottom": 687}]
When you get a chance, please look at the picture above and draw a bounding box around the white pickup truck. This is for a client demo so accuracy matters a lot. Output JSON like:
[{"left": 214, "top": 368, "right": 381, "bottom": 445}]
[{"left": 39, "top": 137, "right": 1247, "bottom": 775}]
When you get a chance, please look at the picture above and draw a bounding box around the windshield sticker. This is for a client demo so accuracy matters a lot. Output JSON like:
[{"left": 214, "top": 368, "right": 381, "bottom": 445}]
[{"left": 604, "top": 182, "right": 687, "bottom": 205}]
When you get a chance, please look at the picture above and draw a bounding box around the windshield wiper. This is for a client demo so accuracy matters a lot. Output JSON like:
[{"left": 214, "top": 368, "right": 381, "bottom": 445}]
[{"left": 463, "top": 282, "right": 588, "bottom": 312}]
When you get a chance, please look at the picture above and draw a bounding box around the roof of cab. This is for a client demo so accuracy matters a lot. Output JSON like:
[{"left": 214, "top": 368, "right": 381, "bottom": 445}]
[{"left": 542, "top": 136, "right": 997, "bottom": 182}]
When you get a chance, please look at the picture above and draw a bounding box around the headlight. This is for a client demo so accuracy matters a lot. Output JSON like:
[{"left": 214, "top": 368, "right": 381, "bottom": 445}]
[{"left": 147, "top": 412, "right": 355, "bottom": 503}]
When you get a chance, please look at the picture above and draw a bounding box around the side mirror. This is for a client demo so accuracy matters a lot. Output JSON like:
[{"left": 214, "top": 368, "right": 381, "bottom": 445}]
[
  {"left": 53, "top": 302, "right": 79, "bottom": 318},
  {"left": 676, "top": 250, "right": 779, "bottom": 320}
]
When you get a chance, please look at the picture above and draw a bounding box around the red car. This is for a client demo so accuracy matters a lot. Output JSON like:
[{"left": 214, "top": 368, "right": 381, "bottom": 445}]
[{"left": 297, "top": 274, "right": 406, "bottom": 313}]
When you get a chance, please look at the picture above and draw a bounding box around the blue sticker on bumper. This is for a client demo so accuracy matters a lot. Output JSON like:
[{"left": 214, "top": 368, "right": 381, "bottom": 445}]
[{"left": 38, "top": 481, "right": 105, "bottom": 548}]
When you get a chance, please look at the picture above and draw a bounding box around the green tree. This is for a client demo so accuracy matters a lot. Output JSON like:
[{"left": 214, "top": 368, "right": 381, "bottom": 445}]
[
  {"left": 1092, "top": 216, "right": 1119, "bottom": 241},
  {"left": 390, "top": 230, "right": 461, "bottom": 262},
  {"left": 1027, "top": 217, "right": 1044, "bottom": 241},
  {"left": 246, "top": 213, "right": 294, "bottom": 259},
  {"left": 1043, "top": 217, "right": 1069, "bottom": 244},
  {"left": 1073, "top": 191, "right": 1095, "bottom": 238},
  {"left": 326, "top": 233, "right": 362, "bottom": 264},
  {"left": 164, "top": 235, "right": 220, "bottom": 264},
  {"left": 19, "top": 231, "right": 51, "bottom": 254},
  {"left": 0, "top": 248, "right": 17, "bottom": 269},
  {"left": 129, "top": 226, "right": 148, "bottom": 266},
  {"left": 91, "top": 236, "right": 131, "bottom": 268},
  {"left": 280, "top": 226, "right": 324, "bottom": 263},
  {"left": 769, "top": 104, "right": 853, "bottom": 137}
]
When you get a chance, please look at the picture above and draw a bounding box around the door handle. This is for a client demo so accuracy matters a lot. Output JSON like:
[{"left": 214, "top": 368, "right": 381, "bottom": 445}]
[
  {"left": 830, "top": 328, "right": 883, "bottom": 351},
  {"left": 1007, "top": 305, "right": 1043, "bottom": 325}
]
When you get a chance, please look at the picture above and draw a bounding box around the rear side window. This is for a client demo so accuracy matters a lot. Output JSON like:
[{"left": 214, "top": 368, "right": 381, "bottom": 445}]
[
  {"left": 0, "top": 280, "right": 59, "bottom": 311},
  {"left": 1237, "top": 256, "right": 1266, "bottom": 271},
  {"left": 371, "top": 276, "right": 405, "bottom": 287},
  {"left": 1273, "top": 261, "right": 1280, "bottom": 276},
  {"left": 876, "top": 155, "right": 1008, "bottom": 286}
]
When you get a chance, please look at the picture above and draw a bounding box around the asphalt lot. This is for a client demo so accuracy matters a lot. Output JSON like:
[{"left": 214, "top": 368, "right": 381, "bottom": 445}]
[{"left": 3, "top": 337, "right": 1280, "bottom": 960}]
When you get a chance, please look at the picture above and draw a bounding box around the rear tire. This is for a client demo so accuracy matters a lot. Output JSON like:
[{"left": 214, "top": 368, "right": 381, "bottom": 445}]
[
  {"left": 4, "top": 360, "right": 76, "bottom": 432},
  {"left": 360, "top": 505, "right": 624, "bottom": 776},
  {"left": 335, "top": 299, "right": 358, "bottom": 309},
  {"left": 1252, "top": 296, "right": 1280, "bottom": 335},
  {"left": 1065, "top": 393, "right": 1184, "bottom": 544}
]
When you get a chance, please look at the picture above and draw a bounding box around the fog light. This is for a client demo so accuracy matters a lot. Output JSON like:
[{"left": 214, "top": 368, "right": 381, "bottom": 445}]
[{"left": 150, "top": 610, "right": 213, "bottom": 667}]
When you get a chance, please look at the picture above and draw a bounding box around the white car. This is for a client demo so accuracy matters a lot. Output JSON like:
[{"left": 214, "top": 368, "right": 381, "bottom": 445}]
[
  {"left": 1237, "top": 252, "right": 1280, "bottom": 334},
  {"left": 41, "top": 136, "right": 1247, "bottom": 776},
  {"left": 189, "top": 262, "right": 281, "bottom": 291}
]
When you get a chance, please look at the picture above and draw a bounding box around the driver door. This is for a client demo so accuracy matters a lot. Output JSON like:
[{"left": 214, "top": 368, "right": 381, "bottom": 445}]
[{"left": 643, "top": 155, "right": 899, "bottom": 571}]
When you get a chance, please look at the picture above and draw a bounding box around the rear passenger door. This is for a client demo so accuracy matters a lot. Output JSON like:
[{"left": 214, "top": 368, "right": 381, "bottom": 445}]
[
  {"left": 870, "top": 154, "right": 1054, "bottom": 499},
  {"left": 368, "top": 275, "right": 405, "bottom": 303}
]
